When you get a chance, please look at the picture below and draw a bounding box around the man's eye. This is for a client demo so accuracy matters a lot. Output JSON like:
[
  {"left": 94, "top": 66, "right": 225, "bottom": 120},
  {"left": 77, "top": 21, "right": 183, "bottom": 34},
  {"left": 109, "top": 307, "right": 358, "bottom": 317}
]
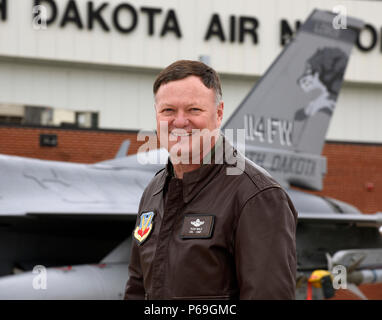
[
  {"left": 162, "top": 108, "right": 174, "bottom": 113},
  {"left": 190, "top": 108, "right": 201, "bottom": 112}
]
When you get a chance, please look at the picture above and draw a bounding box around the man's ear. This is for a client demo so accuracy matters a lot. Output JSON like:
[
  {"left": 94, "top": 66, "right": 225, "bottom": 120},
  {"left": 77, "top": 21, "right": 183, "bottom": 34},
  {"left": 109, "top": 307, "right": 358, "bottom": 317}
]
[{"left": 217, "top": 101, "right": 224, "bottom": 126}]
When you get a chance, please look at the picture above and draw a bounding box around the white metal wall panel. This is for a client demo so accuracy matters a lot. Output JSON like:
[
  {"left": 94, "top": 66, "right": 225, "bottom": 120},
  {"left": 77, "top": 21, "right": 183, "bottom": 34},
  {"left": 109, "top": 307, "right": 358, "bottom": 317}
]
[
  {"left": 0, "top": 60, "right": 157, "bottom": 130},
  {"left": 327, "top": 84, "right": 382, "bottom": 142}
]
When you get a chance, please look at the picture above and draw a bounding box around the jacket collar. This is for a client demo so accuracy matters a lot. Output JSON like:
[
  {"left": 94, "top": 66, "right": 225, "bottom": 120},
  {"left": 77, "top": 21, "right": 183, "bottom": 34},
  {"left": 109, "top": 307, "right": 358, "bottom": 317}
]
[{"left": 152, "top": 134, "right": 241, "bottom": 203}]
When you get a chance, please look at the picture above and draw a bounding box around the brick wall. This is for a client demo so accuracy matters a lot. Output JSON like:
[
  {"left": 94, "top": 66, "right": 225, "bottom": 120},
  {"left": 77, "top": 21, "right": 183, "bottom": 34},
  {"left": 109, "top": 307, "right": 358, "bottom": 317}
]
[
  {"left": 0, "top": 125, "right": 158, "bottom": 163},
  {"left": 0, "top": 125, "right": 381, "bottom": 213},
  {"left": 300, "top": 142, "right": 382, "bottom": 214}
]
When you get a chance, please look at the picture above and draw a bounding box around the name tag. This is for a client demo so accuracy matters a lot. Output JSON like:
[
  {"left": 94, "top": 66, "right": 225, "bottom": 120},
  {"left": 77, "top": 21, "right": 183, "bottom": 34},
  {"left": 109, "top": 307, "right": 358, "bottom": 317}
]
[{"left": 180, "top": 215, "right": 215, "bottom": 239}]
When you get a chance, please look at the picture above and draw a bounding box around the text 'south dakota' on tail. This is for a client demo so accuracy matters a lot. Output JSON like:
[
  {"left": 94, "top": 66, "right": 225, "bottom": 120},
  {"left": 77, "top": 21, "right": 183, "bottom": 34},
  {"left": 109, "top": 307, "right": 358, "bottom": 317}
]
[{"left": 223, "top": 10, "right": 364, "bottom": 190}]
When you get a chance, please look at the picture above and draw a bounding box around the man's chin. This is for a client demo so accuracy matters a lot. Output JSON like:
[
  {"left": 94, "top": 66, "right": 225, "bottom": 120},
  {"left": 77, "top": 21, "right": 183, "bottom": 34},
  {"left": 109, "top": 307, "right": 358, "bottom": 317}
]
[{"left": 169, "top": 145, "right": 203, "bottom": 165}]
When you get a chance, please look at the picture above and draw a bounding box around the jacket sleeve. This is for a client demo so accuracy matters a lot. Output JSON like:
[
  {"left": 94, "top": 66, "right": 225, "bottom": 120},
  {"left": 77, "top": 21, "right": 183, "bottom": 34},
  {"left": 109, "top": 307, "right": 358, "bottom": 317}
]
[
  {"left": 124, "top": 193, "right": 147, "bottom": 300},
  {"left": 124, "top": 230, "right": 145, "bottom": 299},
  {"left": 234, "top": 187, "right": 297, "bottom": 299}
]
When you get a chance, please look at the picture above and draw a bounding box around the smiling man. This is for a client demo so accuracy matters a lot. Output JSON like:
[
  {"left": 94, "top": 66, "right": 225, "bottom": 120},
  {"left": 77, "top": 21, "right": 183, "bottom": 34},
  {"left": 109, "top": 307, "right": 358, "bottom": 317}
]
[
  {"left": 125, "top": 60, "right": 297, "bottom": 300},
  {"left": 155, "top": 67, "right": 223, "bottom": 176}
]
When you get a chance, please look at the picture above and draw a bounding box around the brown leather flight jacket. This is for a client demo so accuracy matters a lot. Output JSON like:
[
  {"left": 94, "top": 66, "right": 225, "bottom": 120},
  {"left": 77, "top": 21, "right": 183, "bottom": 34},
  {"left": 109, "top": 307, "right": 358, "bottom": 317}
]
[{"left": 125, "top": 141, "right": 297, "bottom": 300}]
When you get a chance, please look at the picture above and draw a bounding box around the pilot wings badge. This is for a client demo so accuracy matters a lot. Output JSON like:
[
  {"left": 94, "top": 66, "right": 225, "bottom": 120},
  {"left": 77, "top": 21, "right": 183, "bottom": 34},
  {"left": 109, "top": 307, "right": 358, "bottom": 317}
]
[
  {"left": 191, "top": 219, "right": 205, "bottom": 227},
  {"left": 134, "top": 211, "right": 155, "bottom": 245}
]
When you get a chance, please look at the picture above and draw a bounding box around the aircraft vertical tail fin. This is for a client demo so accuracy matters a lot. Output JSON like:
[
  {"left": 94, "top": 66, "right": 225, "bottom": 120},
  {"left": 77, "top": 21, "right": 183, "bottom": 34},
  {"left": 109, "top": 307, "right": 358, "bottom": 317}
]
[
  {"left": 223, "top": 10, "right": 364, "bottom": 190},
  {"left": 115, "top": 140, "right": 131, "bottom": 158}
]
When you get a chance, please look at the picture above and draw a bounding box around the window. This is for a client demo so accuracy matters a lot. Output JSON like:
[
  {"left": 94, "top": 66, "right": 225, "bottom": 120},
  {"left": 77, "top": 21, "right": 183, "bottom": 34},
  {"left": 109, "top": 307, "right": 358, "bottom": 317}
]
[{"left": 0, "top": 104, "right": 99, "bottom": 129}]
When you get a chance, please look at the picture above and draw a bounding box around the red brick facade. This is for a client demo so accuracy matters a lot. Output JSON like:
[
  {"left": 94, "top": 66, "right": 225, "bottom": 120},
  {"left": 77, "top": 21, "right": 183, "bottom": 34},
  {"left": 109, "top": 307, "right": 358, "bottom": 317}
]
[
  {"left": 301, "top": 142, "right": 382, "bottom": 214},
  {"left": 0, "top": 125, "right": 158, "bottom": 163}
]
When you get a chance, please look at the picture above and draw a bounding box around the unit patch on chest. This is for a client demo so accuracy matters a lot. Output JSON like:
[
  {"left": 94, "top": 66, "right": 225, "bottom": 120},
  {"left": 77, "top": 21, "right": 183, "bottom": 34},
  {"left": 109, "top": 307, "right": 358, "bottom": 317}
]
[
  {"left": 134, "top": 211, "right": 155, "bottom": 245},
  {"left": 180, "top": 215, "right": 215, "bottom": 239}
]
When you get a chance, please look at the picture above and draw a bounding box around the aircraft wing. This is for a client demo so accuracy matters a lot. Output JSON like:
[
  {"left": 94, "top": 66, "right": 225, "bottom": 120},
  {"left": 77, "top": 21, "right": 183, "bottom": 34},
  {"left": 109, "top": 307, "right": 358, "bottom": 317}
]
[
  {"left": 0, "top": 153, "right": 157, "bottom": 217},
  {"left": 298, "top": 212, "right": 382, "bottom": 227}
]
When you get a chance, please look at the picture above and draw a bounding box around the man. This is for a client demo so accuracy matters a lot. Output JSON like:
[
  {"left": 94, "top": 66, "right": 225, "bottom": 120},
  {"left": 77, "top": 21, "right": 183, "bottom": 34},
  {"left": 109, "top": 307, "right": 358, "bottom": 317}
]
[{"left": 125, "top": 60, "right": 297, "bottom": 300}]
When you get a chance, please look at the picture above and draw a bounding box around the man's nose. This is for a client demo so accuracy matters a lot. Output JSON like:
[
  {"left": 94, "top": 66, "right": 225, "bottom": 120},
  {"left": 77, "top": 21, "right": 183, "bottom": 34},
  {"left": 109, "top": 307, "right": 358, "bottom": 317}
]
[{"left": 173, "top": 111, "right": 189, "bottom": 128}]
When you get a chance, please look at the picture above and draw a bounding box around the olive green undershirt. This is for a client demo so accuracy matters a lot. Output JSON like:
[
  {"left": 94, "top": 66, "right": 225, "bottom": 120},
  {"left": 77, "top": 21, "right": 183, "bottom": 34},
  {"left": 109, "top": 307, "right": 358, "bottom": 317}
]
[{"left": 169, "top": 134, "right": 223, "bottom": 178}]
